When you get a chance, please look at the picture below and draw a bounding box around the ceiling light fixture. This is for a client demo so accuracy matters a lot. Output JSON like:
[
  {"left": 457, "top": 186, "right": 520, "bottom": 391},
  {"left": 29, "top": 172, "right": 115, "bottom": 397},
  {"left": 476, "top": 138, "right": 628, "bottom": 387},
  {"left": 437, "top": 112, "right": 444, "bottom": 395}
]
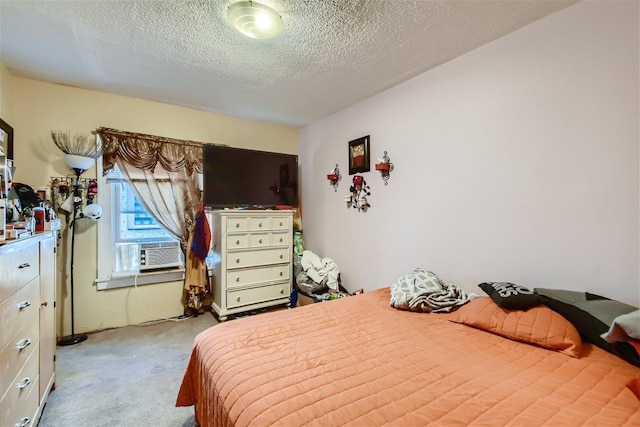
[{"left": 226, "top": 1, "right": 283, "bottom": 39}]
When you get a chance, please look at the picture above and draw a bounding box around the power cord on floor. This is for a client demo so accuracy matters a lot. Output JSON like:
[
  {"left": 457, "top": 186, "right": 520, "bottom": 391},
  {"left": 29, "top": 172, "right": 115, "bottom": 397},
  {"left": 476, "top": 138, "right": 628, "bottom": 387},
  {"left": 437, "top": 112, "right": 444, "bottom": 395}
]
[{"left": 132, "top": 273, "right": 193, "bottom": 324}]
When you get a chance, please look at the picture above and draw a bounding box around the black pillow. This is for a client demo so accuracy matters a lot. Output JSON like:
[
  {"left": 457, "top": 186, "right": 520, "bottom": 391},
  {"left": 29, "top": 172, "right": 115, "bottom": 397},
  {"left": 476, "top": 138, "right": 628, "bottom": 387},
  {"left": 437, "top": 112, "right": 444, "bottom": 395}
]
[
  {"left": 534, "top": 288, "right": 640, "bottom": 367},
  {"left": 478, "top": 282, "right": 543, "bottom": 310}
]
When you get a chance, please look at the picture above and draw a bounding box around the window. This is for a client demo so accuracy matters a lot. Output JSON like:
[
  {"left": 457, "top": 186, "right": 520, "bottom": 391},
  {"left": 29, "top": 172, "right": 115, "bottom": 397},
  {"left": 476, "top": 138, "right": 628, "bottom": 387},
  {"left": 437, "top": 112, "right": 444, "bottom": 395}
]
[
  {"left": 116, "top": 181, "right": 173, "bottom": 240},
  {"left": 96, "top": 163, "right": 184, "bottom": 290}
]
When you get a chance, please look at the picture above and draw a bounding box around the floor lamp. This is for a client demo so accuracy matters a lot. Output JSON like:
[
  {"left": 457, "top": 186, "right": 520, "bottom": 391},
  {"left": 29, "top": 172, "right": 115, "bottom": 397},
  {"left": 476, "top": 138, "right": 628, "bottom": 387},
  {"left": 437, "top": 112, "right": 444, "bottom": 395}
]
[{"left": 57, "top": 154, "right": 95, "bottom": 346}]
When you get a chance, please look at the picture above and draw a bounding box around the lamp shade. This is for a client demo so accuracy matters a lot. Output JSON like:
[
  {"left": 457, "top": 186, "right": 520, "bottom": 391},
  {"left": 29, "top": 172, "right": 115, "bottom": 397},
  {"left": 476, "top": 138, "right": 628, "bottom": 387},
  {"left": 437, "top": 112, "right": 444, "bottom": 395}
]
[
  {"left": 226, "top": 1, "right": 283, "bottom": 39},
  {"left": 83, "top": 203, "right": 102, "bottom": 219},
  {"left": 64, "top": 154, "right": 95, "bottom": 171}
]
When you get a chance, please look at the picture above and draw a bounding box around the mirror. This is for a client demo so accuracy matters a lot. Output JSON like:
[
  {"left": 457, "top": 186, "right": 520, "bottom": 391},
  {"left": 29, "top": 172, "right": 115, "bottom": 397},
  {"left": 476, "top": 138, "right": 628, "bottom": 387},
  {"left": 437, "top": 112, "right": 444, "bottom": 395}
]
[{"left": 0, "top": 118, "right": 13, "bottom": 159}]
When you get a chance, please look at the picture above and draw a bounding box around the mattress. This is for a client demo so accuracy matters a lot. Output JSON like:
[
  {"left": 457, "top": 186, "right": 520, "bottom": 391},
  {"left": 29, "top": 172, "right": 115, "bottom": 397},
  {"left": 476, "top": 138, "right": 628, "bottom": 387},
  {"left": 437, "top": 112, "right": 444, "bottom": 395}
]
[{"left": 176, "top": 288, "right": 640, "bottom": 426}]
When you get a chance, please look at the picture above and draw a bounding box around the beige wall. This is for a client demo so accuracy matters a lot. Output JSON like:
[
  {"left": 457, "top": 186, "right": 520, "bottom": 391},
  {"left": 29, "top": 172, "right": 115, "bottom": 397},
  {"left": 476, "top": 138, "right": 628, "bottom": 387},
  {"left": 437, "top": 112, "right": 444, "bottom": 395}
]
[{"left": 2, "top": 66, "right": 298, "bottom": 335}]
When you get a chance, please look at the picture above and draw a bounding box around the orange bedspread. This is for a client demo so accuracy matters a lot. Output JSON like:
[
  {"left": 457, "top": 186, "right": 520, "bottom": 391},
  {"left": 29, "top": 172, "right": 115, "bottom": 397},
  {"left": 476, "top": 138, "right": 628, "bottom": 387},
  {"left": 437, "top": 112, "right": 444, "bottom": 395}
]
[{"left": 176, "top": 288, "right": 640, "bottom": 426}]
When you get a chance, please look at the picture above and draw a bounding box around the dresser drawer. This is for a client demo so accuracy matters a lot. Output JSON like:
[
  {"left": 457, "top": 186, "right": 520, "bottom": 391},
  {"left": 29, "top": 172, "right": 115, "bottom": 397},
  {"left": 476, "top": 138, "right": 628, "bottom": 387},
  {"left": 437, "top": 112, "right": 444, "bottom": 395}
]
[
  {"left": 0, "top": 347, "right": 39, "bottom": 427},
  {"left": 227, "top": 282, "right": 290, "bottom": 308},
  {"left": 249, "top": 233, "right": 270, "bottom": 248},
  {"left": 226, "top": 217, "right": 249, "bottom": 232},
  {"left": 0, "top": 313, "right": 38, "bottom": 394},
  {"left": 249, "top": 217, "right": 269, "bottom": 231},
  {"left": 0, "top": 242, "right": 40, "bottom": 302},
  {"left": 270, "top": 232, "right": 288, "bottom": 246},
  {"left": 271, "top": 216, "right": 290, "bottom": 230},
  {"left": 227, "top": 248, "right": 290, "bottom": 269},
  {"left": 0, "top": 278, "right": 40, "bottom": 351},
  {"left": 0, "top": 382, "right": 38, "bottom": 427},
  {"left": 226, "top": 234, "right": 249, "bottom": 249},
  {"left": 226, "top": 265, "right": 290, "bottom": 289}
]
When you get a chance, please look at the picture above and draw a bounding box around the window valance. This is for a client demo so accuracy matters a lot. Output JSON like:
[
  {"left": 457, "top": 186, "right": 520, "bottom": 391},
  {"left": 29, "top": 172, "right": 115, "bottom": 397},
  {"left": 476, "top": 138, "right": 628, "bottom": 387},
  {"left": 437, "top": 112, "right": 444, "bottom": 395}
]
[{"left": 97, "top": 127, "right": 203, "bottom": 176}]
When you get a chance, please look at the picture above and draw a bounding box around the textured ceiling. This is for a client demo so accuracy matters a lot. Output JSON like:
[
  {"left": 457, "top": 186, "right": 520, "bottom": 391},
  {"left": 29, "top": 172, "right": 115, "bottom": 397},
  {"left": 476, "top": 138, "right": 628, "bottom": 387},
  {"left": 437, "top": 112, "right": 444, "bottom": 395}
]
[{"left": 0, "top": 0, "right": 576, "bottom": 127}]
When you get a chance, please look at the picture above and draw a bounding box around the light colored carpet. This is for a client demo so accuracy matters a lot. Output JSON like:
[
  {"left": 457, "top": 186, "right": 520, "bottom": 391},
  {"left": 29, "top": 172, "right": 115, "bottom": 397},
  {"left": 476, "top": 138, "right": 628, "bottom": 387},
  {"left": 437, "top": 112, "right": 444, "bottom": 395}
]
[{"left": 38, "top": 313, "right": 218, "bottom": 427}]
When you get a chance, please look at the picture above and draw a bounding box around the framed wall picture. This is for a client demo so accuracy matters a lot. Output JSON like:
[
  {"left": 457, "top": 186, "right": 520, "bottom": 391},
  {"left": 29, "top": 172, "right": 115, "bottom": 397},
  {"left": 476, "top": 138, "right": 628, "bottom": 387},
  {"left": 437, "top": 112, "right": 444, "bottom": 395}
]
[
  {"left": 0, "top": 118, "right": 13, "bottom": 160},
  {"left": 348, "top": 135, "right": 370, "bottom": 175}
]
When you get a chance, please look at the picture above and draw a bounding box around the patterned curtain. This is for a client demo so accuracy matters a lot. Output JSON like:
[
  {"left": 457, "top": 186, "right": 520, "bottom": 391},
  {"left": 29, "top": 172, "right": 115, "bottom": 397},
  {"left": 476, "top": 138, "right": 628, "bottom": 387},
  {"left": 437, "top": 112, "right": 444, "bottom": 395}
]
[{"left": 97, "top": 127, "right": 211, "bottom": 315}]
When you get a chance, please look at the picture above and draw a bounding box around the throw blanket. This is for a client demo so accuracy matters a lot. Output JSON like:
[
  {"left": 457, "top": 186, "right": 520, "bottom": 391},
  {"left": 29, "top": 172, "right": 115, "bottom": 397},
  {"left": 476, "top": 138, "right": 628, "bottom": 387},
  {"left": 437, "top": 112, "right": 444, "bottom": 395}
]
[{"left": 390, "top": 269, "right": 471, "bottom": 313}]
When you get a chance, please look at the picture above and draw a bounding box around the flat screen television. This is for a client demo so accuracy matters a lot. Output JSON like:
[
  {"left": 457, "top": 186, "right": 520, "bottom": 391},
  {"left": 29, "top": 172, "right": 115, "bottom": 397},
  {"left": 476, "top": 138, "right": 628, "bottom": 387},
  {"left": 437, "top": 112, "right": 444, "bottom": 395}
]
[{"left": 203, "top": 145, "right": 299, "bottom": 209}]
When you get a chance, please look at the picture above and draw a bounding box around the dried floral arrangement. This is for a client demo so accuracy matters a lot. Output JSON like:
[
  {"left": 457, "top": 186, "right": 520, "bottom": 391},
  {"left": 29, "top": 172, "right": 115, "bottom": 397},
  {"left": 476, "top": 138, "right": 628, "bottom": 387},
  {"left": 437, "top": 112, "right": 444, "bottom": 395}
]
[{"left": 51, "top": 130, "right": 104, "bottom": 158}]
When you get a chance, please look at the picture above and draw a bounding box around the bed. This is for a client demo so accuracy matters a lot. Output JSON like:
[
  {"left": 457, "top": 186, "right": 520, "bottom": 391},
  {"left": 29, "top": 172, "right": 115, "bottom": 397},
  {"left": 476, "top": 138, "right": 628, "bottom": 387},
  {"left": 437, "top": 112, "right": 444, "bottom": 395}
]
[{"left": 176, "top": 288, "right": 640, "bottom": 426}]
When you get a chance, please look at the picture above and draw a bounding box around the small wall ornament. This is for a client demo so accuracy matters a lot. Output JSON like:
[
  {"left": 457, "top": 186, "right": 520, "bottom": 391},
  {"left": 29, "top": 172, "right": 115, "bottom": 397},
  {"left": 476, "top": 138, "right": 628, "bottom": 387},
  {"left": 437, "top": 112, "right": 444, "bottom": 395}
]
[
  {"left": 326, "top": 164, "right": 341, "bottom": 192},
  {"left": 345, "top": 175, "right": 371, "bottom": 212},
  {"left": 375, "top": 151, "right": 394, "bottom": 185}
]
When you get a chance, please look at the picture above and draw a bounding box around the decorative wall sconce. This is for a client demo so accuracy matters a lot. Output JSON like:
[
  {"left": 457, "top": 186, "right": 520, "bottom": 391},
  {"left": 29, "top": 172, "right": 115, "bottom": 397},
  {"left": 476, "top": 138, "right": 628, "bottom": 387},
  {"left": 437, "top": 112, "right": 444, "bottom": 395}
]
[
  {"left": 326, "top": 164, "right": 341, "bottom": 192},
  {"left": 345, "top": 175, "right": 371, "bottom": 212},
  {"left": 375, "top": 151, "right": 394, "bottom": 185},
  {"left": 49, "top": 177, "right": 95, "bottom": 215}
]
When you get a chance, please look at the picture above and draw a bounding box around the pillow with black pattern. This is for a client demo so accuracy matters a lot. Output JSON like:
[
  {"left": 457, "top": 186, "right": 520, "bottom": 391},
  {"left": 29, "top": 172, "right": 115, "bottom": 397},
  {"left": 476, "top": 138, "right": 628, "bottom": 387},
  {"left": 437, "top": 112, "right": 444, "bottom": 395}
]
[
  {"left": 534, "top": 288, "right": 640, "bottom": 367},
  {"left": 478, "top": 282, "right": 543, "bottom": 310}
]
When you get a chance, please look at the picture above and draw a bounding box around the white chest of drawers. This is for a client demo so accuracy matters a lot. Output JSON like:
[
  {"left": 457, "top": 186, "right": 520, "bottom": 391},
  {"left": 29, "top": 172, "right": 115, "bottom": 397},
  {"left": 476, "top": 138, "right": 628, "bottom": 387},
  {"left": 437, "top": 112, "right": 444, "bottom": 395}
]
[
  {"left": 210, "top": 210, "right": 293, "bottom": 321},
  {"left": 0, "top": 233, "right": 57, "bottom": 427}
]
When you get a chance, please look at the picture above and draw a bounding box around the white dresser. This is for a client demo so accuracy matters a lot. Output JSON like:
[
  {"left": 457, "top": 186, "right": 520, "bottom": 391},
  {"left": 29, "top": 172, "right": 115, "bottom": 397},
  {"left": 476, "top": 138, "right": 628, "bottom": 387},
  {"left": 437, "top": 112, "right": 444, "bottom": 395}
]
[
  {"left": 210, "top": 210, "right": 293, "bottom": 321},
  {"left": 0, "top": 233, "right": 57, "bottom": 427}
]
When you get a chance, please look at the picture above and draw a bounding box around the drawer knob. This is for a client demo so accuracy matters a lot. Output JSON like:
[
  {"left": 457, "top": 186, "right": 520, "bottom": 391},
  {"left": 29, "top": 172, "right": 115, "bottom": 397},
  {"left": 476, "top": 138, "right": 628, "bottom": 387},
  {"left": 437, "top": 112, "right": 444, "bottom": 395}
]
[
  {"left": 235, "top": 223, "right": 240, "bottom": 228},
  {"left": 236, "top": 240, "right": 240, "bottom": 245},
  {"left": 237, "top": 296, "right": 241, "bottom": 302},
  {"left": 236, "top": 258, "right": 240, "bottom": 264},
  {"left": 280, "top": 289, "right": 284, "bottom": 294},
  {"left": 279, "top": 271, "right": 283, "bottom": 276},
  {"left": 16, "top": 338, "right": 31, "bottom": 350},
  {"left": 17, "top": 417, "right": 30, "bottom": 427},
  {"left": 16, "top": 301, "right": 31, "bottom": 310},
  {"left": 41, "top": 301, "right": 48, "bottom": 307},
  {"left": 16, "top": 377, "right": 31, "bottom": 389},
  {"left": 259, "top": 239, "right": 263, "bottom": 244},
  {"left": 279, "top": 222, "right": 283, "bottom": 226},
  {"left": 279, "top": 254, "right": 283, "bottom": 259},
  {"left": 235, "top": 277, "right": 240, "bottom": 283},
  {"left": 279, "top": 238, "right": 283, "bottom": 243},
  {"left": 18, "top": 262, "right": 31, "bottom": 269},
  {"left": 258, "top": 222, "right": 262, "bottom": 227}
]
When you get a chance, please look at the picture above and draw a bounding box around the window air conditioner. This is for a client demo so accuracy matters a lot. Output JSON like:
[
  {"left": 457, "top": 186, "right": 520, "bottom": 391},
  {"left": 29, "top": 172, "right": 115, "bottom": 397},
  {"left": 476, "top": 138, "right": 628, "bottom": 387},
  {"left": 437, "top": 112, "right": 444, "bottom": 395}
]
[{"left": 139, "top": 241, "right": 182, "bottom": 270}]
